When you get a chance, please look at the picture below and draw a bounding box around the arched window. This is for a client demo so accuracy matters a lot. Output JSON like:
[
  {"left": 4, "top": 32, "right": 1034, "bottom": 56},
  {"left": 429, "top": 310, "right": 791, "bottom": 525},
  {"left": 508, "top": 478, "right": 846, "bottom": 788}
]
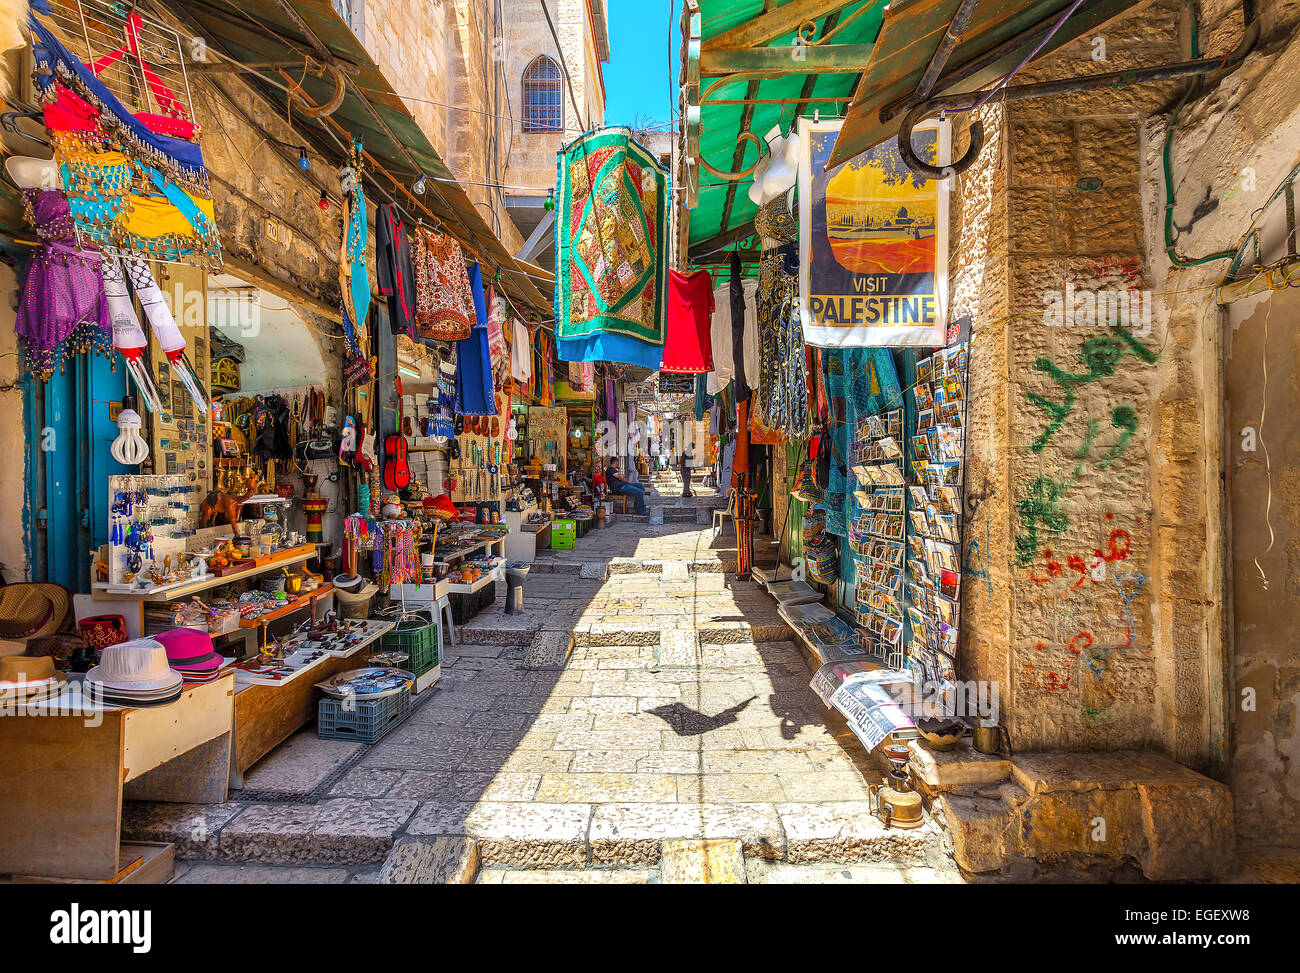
[{"left": 522, "top": 56, "right": 563, "bottom": 133}]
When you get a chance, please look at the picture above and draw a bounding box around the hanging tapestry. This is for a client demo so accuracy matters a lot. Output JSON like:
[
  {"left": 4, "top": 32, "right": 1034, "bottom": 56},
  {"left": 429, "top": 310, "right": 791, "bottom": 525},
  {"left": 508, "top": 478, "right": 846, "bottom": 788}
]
[
  {"left": 29, "top": 12, "right": 220, "bottom": 269},
  {"left": 555, "top": 127, "right": 667, "bottom": 370},
  {"left": 797, "top": 117, "right": 947, "bottom": 347},
  {"left": 411, "top": 224, "right": 474, "bottom": 342}
]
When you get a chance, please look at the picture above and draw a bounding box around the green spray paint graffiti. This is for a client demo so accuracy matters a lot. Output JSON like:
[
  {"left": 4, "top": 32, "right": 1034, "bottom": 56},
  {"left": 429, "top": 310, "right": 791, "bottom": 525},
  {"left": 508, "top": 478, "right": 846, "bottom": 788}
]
[{"left": 1015, "top": 328, "right": 1157, "bottom": 565}]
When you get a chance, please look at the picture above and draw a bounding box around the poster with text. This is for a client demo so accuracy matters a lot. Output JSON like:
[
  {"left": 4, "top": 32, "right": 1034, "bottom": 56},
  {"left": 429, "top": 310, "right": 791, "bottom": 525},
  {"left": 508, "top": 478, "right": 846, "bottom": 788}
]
[{"left": 798, "top": 118, "right": 949, "bottom": 347}]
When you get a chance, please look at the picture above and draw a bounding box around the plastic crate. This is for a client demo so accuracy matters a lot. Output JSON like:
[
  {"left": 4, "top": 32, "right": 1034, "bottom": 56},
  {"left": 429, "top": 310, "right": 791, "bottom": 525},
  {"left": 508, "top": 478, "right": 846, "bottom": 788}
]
[
  {"left": 381, "top": 615, "right": 440, "bottom": 676},
  {"left": 551, "top": 519, "right": 577, "bottom": 549},
  {"left": 317, "top": 688, "right": 410, "bottom": 744}
]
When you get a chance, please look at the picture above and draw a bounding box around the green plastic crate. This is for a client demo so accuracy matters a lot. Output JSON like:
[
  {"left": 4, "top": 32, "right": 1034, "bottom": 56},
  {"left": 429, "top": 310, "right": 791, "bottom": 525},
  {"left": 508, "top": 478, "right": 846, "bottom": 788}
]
[
  {"left": 380, "top": 615, "right": 440, "bottom": 675},
  {"left": 551, "top": 518, "right": 577, "bottom": 549}
]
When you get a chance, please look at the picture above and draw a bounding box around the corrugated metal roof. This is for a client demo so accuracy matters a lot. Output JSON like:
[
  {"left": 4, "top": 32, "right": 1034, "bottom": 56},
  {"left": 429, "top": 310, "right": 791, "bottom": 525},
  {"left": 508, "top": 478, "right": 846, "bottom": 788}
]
[{"left": 164, "top": 0, "right": 552, "bottom": 311}]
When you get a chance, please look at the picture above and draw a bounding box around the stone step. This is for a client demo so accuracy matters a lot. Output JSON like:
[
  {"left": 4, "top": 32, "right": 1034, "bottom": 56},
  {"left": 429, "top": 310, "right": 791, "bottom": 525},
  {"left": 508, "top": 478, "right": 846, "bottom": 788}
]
[
  {"left": 122, "top": 798, "right": 419, "bottom": 867},
  {"left": 933, "top": 750, "right": 1236, "bottom": 881},
  {"left": 398, "top": 800, "right": 943, "bottom": 870}
]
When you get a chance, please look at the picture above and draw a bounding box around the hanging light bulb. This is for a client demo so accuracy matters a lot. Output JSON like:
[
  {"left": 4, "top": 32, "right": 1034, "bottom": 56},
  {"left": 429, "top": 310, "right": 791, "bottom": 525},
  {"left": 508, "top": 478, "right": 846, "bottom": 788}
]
[
  {"left": 544, "top": 187, "right": 555, "bottom": 212},
  {"left": 318, "top": 189, "right": 329, "bottom": 210},
  {"left": 298, "top": 147, "right": 310, "bottom": 171},
  {"left": 413, "top": 172, "right": 427, "bottom": 195},
  {"left": 111, "top": 399, "right": 149, "bottom": 466}
]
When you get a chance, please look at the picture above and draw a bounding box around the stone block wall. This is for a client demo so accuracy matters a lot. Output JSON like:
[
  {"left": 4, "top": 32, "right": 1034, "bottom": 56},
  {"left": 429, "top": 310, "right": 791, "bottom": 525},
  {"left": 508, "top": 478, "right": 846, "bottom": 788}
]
[
  {"left": 959, "top": 1, "right": 1208, "bottom": 759},
  {"left": 502, "top": 0, "right": 606, "bottom": 194},
  {"left": 956, "top": 0, "right": 1300, "bottom": 831}
]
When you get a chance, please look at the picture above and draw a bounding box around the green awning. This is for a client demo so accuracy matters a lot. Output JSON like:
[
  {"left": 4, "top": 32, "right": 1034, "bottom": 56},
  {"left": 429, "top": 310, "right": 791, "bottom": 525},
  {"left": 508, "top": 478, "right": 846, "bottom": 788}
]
[{"left": 683, "top": 1, "right": 888, "bottom": 265}]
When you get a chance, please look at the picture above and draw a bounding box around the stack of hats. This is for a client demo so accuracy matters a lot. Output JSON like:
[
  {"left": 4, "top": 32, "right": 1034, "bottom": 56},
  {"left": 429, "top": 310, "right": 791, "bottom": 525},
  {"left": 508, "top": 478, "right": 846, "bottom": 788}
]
[
  {"left": 0, "top": 655, "right": 67, "bottom": 705},
  {"left": 154, "top": 628, "right": 232, "bottom": 685},
  {"left": 84, "top": 638, "right": 183, "bottom": 707}
]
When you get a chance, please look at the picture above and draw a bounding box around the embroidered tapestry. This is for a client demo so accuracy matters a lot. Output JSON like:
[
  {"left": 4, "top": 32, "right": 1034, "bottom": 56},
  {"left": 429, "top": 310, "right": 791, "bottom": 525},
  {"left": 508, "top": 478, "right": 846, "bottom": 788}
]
[{"left": 555, "top": 128, "right": 668, "bottom": 366}]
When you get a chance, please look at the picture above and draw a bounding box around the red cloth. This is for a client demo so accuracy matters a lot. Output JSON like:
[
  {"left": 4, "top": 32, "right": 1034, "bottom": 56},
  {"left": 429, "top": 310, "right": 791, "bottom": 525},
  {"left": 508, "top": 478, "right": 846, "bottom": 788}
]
[{"left": 663, "top": 269, "right": 715, "bottom": 373}]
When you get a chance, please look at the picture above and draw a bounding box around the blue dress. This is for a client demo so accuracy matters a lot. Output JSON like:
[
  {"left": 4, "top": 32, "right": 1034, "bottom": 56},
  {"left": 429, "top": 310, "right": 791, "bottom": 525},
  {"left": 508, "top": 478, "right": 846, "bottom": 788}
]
[{"left": 456, "top": 264, "right": 496, "bottom": 416}]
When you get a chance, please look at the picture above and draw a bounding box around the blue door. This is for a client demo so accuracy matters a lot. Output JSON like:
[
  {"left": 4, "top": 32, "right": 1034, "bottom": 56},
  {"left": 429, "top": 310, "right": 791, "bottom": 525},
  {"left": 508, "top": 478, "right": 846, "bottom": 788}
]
[{"left": 24, "top": 352, "right": 128, "bottom": 590}]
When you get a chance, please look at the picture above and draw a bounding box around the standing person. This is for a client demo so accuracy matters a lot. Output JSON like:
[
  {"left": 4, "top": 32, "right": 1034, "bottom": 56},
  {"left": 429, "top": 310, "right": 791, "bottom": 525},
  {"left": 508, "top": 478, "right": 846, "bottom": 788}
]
[
  {"left": 681, "top": 439, "right": 694, "bottom": 498},
  {"left": 605, "top": 458, "right": 648, "bottom": 515},
  {"left": 659, "top": 442, "right": 670, "bottom": 472}
]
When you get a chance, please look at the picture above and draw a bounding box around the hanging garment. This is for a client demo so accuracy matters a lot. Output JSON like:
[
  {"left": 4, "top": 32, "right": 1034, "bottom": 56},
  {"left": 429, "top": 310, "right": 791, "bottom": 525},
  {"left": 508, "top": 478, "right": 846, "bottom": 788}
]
[
  {"left": 740, "top": 279, "right": 760, "bottom": 394},
  {"left": 412, "top": 225, "right": 474, "bottom": 341},
  {"left": 706, "top": 283, "right": 733, "bottom": 395},
  {"left": 663, "top": 269, "right": 714, "bottom": 373},
  {"left": 456, "top": 264, "right": 496, "bottom": 416},
  {"left": 485, "top": 285, "right": 508, "bottom": 376},
  {"left": 376, "top": 203, "right": 417, "bottom": 339},
  {"left": 15, "top": 188, "right": 112, "bottom": 380},
  {"left": 753, "top": 195, "right": 809, "bottom": 440},
  {"left": 555, "top": 128, "right": 668, "bottom": 369},
  {"left": 510, "top": 318, "right": 533, "bottom": 383}
]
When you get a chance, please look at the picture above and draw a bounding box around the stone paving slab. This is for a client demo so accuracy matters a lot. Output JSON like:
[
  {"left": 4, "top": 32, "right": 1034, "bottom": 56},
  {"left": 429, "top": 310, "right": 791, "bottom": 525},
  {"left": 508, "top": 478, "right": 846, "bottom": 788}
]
[{"left": 660, "top": 838, "right": 746, "bottom": 884}]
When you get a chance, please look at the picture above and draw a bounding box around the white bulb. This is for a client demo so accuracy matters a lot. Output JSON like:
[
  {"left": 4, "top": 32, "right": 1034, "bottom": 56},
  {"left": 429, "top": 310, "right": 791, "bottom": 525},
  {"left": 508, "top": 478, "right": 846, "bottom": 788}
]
[{"left": 111, "top": 409, "right": 149, "bottom": 466}]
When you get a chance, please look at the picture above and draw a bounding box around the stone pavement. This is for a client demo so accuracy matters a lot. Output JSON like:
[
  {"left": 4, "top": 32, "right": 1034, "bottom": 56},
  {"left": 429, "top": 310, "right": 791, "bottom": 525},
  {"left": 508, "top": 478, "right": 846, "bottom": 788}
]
[{"left": 126, "top": 502, "right": 963, "bottom": 884}]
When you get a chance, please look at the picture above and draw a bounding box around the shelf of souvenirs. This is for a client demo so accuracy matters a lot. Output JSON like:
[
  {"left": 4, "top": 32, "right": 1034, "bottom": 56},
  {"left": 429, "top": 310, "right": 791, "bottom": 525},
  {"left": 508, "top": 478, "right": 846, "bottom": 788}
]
[{"left": 94, "top": 547, "right": 318, "bottom": 603}]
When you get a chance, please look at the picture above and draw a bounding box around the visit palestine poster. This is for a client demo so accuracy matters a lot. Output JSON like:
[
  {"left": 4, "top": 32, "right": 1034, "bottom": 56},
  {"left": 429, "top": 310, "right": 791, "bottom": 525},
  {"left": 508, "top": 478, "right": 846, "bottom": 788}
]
[{"left": 797, "top": 118, "right": 948, "bottom": 347}]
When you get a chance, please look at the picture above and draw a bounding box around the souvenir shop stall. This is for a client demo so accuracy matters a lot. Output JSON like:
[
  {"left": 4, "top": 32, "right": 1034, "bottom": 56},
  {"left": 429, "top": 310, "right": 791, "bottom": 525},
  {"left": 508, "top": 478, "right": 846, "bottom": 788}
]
[
  {"left": 0, "top": 0, "right": 561, "bottom": 881},
  {"left": 676, "top": 0, "right": 982, "bottom": 818}
]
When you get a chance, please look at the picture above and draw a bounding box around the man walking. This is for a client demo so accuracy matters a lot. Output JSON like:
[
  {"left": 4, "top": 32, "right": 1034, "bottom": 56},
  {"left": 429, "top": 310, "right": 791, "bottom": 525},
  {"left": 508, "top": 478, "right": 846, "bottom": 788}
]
[{"left": 680, "top": 439, "right": 694, "bottom": 498}]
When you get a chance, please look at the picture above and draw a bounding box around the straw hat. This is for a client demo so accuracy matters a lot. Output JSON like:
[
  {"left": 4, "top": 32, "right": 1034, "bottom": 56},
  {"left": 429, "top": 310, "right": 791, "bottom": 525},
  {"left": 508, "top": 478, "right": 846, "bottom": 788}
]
[
  {"left": 85, "top": 638, "right": 183, "bottom": 693},
  {"left": 0, "top": 654, "right": 67, "bottom": 702},
  {"left": 0, "top": 583, "right": 71, "bottom": 639}
]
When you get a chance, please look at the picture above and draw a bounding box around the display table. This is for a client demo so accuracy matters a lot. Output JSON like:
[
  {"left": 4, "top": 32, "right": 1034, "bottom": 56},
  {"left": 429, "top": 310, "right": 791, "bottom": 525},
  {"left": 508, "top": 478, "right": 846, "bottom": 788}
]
[
  {"left": 504, "top": 502, "right": 552, "bottom": 562},
  {"left": 0, "top": 675, "right": 235, "bottom": 881},
  {"left": 229, "top": 620, "right": 394, "bottom": 786}
]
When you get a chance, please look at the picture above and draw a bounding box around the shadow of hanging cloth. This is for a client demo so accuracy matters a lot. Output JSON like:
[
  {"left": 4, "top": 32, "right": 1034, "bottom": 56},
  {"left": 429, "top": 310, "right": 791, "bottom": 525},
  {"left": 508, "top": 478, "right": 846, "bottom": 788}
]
[{"left": 644, "top": 697, "right": 757, "bottom": 737}]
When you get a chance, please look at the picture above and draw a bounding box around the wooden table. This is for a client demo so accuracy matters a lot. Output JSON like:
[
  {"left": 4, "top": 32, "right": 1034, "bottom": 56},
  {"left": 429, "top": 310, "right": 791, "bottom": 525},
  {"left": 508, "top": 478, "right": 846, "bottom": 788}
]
[{"left": 0, "top": 675, "right": 235, "bottom": 881}]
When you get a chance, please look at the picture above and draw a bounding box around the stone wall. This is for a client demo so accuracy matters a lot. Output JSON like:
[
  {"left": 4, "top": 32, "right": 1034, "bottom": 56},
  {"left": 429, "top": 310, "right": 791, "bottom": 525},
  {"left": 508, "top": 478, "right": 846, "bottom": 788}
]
[
  {"left": 957, "top": 0, "right": 1300, "bottom": 827},
  {"left": 503, "top": 0, "right": 605, "bottom": 194},
  {"left": 960, "top": 1, "right": 1206, "bottom": 759},
  {"left": 1135, "top": 0, "right": 1300, "bottom": 841}
]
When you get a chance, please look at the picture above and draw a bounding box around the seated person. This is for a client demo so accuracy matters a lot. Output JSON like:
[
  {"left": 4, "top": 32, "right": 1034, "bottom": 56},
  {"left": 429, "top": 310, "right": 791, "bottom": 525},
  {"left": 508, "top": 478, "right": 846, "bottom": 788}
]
[{"left": 604, "top": 459, "right": 647, "bottom": 514}]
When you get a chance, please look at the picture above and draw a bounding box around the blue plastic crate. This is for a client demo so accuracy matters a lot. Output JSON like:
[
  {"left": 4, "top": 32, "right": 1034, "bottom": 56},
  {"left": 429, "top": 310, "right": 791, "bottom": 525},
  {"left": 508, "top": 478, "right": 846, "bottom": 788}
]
[{"left": 317, "top": 688, "right": 411, "bottom": 744}]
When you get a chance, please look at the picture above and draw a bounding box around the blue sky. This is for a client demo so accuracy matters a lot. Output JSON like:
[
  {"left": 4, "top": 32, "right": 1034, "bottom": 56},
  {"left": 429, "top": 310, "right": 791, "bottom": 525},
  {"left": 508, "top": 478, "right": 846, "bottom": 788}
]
[{"left": 603, "top": 0, "right": 681, "bottom": 131}]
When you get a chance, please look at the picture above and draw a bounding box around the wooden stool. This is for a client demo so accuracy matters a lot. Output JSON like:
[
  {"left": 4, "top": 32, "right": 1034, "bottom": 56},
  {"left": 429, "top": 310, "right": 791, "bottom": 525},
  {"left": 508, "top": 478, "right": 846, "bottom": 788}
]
[{"left": 611, "top": 495, "right": 630, "bottom": 514}]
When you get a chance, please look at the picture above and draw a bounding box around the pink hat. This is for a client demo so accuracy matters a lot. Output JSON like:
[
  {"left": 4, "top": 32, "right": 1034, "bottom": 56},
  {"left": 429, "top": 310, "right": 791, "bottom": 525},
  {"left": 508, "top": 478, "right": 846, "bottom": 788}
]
[{"left": 154, "top": 628, "right": 222, "bottom": 676}]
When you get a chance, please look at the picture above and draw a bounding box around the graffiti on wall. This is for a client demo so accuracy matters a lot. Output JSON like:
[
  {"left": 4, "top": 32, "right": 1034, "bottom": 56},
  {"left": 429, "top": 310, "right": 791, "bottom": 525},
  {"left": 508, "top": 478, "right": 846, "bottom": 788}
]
[{"left": 1014, "top": 327, "right": 1158, "bottom": 565}]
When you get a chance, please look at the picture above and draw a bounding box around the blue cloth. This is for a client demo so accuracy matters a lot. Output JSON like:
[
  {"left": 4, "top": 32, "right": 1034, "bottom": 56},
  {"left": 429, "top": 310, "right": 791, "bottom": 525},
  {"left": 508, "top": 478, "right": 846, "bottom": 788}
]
[
  {"left": 616, "top": 482, "right": 648, "bottom": 514},
  {"left": 557, "top": 332, "right": 663, "bottom": 371},
  {"left": 456, "top": 264, "right": 496, "bottom": 416}
]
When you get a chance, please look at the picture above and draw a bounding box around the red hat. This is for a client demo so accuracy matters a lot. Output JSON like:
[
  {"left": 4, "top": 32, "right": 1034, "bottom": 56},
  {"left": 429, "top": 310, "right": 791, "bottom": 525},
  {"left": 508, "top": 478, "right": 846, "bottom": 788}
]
[{"left": 429, "top": 494, "right": 457, "bottom": 520}]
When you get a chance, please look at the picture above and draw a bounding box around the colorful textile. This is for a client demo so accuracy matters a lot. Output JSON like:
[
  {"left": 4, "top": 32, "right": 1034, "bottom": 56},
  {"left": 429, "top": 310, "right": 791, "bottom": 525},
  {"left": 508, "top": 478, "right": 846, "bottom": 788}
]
[
  {"left": 555, "top": 127, "right": 668, "bottom": 366},
  {"left": 456, "top": 264, "right": 496, "bottom": 416},
  {"left": 15, "top": 188, "right": 111, "bottom": 379},
  {"left": 376, "top": 204, "right": 417, "bottom": 338},
  {"left": 30, "top": 18, "right": 219, "bottom": 267},
  {"left": 485, "top": 285, "right": 508, "bottom": 376},
  {"left": 412, "top": 225, "right": 474, "bottom": 341},
  {"left": 663, "top": 269, "right": 714, "bottom": 373}
]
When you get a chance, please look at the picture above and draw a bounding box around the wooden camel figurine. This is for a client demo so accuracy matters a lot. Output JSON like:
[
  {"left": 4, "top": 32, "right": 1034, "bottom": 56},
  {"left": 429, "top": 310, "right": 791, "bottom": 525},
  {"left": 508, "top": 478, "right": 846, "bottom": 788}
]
[{"left": 199, "top": 471, "right": 259, "bottom": 529}]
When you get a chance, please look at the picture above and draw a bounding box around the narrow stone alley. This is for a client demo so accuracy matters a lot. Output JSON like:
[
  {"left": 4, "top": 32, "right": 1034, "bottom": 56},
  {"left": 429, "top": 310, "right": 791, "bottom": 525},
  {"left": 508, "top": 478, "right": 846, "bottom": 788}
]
[{"left": 123, "top": 477, "right": 960, "bottom": 884}]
